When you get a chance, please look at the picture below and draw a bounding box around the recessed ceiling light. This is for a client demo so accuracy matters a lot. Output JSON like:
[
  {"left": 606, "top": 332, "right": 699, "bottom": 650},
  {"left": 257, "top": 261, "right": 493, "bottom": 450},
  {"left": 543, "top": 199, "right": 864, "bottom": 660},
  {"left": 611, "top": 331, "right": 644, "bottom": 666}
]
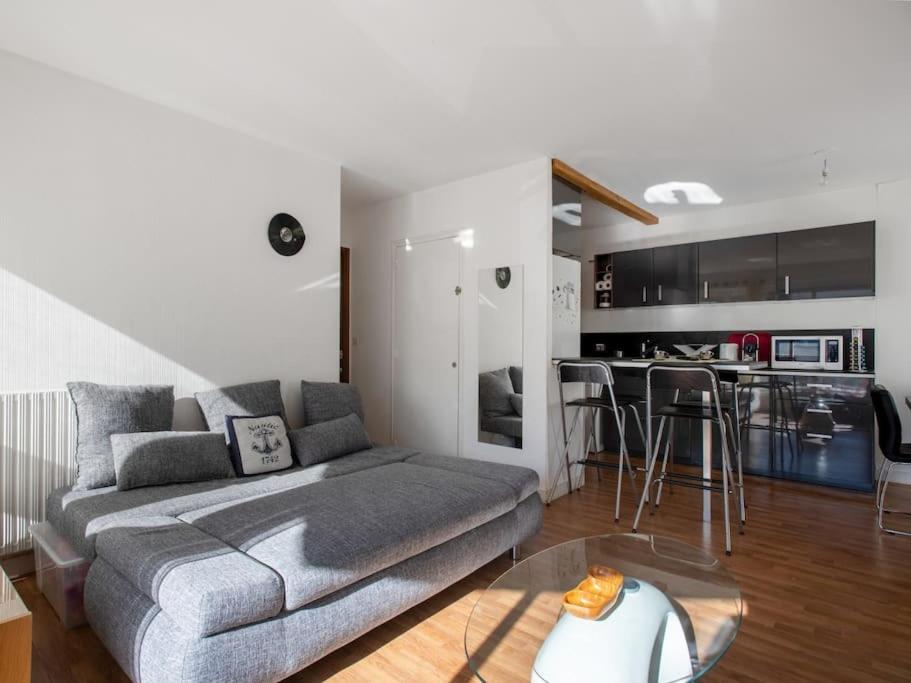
[
  {"left": 644, "top": 182, "right": 723, "bottom": 205},
  {"left": 553, "top": 202, "right": 582, "bottom": 226}
]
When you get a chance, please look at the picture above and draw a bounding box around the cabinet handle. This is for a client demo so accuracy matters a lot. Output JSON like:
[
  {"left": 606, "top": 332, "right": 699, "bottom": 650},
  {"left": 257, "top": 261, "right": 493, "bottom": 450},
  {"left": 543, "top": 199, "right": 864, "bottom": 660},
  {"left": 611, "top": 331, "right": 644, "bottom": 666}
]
[
  {"left": 784, "top": 274, "right": 790, "bottom": 296},
  {"left": 806, "top": 383, "right": 833, "bottom": 389},
  {"left": 805, "top": 433, "right": 833, "bottom": 440},
  {"left": 642, "top": 285, "right": 647, "bottom": 303},
  {"left": 806, "top": 407, "right": 833, "bottom": 414},
  {"left": 703, "top": 281, "right": 709, "bottom": 299},
  {"left": 658, "top": 284, "right": 663, "bottom": 301}
]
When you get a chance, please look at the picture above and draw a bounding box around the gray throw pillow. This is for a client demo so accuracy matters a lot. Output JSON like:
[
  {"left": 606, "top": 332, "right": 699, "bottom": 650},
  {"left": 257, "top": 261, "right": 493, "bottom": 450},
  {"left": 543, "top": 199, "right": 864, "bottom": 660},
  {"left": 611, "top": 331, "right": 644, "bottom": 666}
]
[
  {"left": 300, "top": 381, "right": 364, "bottom": 426},
  {"left": 195, "top": 380, "right": 285, "bottom": 437},
  {"left": 509, "top": 393, "right": 523, "bottom": 417},
  {"left": 479, "top": 368, "right": 514, "bottom": 417},
  {"left": 111, "top": 432, "right": 234, "bottom": 491},
  {"left": 67, "top": 382, "right": 174, "bottom": 491},
  {"left": 509, "top": 365, "right": 523, "bottom": 394},
  {"left": 288, "top": 413, "right": 372, "bottom": 467}
]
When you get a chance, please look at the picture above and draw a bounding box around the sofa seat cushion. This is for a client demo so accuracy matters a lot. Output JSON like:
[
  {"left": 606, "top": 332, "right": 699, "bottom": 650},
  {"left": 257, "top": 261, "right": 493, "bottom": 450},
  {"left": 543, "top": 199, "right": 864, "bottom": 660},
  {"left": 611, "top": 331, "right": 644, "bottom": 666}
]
[
  {"left": 94, "top": 518, "right": 284, "bottom": 637},
  {"left": 403, "top": 452, "right": 539, "bottom": 504},
  {"left": 47, "top": 447, "right": 419, "bottom": 558},
  {"left": 187, "top": 462, "right": 518, "bottom": 610},
  {"left": 479, "top": 414, "right": 523, "bottom": 439}
]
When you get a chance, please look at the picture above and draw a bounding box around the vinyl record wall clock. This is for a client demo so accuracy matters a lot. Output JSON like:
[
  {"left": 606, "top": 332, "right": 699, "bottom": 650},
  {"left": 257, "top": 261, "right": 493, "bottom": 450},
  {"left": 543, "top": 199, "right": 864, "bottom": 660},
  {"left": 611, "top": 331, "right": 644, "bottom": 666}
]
[
  {"left": 268, "top": 213, "right": 306, "bottom": 256},
  {"left": 495, "top": 266, "right": 512, "bottom": 289}
]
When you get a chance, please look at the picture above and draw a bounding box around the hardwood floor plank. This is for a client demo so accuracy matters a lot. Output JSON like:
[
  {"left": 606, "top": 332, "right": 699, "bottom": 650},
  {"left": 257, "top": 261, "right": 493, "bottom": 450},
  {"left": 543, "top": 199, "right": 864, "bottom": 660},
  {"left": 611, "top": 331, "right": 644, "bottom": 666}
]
[{"left": 16, "top": 472, "right": 911, "bottom": 682}]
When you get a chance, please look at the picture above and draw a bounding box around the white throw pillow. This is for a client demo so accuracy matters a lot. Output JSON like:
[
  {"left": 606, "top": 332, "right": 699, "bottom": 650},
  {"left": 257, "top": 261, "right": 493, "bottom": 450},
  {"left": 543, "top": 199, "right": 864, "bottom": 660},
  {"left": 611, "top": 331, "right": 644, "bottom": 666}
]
[{"left": 225, "top": 414, "right": 293, "bottom": 476}]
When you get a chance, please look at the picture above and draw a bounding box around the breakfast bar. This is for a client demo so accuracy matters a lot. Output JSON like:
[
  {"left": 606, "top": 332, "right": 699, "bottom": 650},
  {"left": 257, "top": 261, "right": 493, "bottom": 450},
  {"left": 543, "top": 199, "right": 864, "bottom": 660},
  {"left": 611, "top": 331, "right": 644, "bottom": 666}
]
[{"left": 554, "top": 357, "right": 768, "bottom": 522}]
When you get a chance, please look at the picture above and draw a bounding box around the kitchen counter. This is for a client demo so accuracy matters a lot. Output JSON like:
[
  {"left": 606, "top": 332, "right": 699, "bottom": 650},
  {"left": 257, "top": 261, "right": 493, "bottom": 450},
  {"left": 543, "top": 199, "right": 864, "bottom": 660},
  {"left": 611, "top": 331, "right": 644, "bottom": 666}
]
[
  {"left": 553, "top": 357, "right": 768, "bottom": 372},
  {"left": 553, "top": 357, "right": 874, "bottom": 378}
]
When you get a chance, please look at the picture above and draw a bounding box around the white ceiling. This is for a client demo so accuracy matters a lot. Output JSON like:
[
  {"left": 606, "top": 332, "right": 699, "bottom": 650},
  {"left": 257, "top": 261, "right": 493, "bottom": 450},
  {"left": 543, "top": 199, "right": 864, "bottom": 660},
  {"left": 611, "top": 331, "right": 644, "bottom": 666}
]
[{"left": 1, "top": 1, "right": 909, "bottom": 218}]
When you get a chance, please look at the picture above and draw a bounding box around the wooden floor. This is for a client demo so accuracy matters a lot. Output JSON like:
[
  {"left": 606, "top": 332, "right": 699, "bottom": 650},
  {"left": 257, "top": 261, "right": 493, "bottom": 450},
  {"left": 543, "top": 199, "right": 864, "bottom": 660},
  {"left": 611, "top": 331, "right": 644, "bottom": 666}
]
[{"left": 16, "top": 470, "right": 911, "bottom": 682}]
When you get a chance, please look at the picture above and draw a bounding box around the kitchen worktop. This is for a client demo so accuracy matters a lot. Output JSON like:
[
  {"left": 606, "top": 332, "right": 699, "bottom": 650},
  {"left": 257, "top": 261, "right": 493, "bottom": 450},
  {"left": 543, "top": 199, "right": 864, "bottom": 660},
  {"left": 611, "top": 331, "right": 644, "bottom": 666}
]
[
  {"left": 552, "top": 357, "right": 874, "bottom": 378},
  {"left": 552, "top": 356, "right": 768, "bottom": 372}
]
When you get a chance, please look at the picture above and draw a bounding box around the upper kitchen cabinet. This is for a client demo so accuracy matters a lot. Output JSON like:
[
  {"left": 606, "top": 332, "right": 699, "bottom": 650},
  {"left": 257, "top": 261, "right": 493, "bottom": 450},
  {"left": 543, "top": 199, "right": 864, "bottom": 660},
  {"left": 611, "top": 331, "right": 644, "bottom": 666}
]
[
  {"left": 612, "top": 248, "right": 653, "bottom": 307},
  {"left": 777, "top": 221, "right": 875, "bottom": 300},
  {"left": 698, "top": 234, "right": 777, "bottom": 303},
  {"left": 653, "top": 243, "right": 698, "bottom": 305}
]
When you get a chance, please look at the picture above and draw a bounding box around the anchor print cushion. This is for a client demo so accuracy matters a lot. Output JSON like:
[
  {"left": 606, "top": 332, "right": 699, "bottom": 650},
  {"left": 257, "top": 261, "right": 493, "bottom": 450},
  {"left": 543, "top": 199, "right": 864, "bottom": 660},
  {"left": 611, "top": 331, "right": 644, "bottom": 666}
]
[{"left": 225, "top": 414, "right": 294, "bottom": 476}]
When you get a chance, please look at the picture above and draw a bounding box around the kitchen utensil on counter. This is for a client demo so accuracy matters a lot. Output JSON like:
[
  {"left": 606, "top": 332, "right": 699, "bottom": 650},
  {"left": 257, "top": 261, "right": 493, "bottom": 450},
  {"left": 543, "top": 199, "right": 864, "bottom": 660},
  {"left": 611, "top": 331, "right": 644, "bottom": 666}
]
[
  {"left": 741, "top": 333, "right": 759, "bottom": 362},
  {"left": 698, "top": 349, "right": 715, "bottom": 360},
  {"left": 654, "top": 350, "right": 670, "bottom": 360},
  {"left": 719, "top": 343, "right": 739, "bottom": 361},
  {"left": 673, "top": 344, "right": 718, "bottom": 359}
]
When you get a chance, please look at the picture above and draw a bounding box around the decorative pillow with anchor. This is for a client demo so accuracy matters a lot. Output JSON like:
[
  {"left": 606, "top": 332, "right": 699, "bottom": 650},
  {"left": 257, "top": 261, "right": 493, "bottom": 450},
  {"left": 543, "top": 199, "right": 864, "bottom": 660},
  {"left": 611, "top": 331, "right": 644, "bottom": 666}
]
[{"left": 225, "top": 414, "right": 293, "bottom": 476}]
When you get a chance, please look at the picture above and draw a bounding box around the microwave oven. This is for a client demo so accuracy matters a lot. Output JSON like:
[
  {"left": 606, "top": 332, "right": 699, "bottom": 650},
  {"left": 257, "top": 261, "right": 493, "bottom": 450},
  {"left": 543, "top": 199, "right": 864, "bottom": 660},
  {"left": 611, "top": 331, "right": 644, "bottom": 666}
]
[{"left": 771, "top": 335, "right": 843, "bottom": 371}]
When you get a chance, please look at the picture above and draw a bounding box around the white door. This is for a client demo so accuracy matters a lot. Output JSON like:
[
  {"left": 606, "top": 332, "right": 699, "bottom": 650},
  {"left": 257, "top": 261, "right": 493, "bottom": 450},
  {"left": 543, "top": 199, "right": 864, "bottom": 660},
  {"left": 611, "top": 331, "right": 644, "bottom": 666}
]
[{"left": 393, "top": 236, "right": 461, "bottom": 455}]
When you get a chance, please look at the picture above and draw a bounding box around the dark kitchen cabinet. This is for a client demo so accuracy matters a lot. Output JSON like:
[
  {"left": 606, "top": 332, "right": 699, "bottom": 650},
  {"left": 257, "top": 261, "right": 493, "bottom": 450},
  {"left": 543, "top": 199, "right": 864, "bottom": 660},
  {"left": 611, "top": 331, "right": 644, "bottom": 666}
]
[
  {"left": 777, "top": 221, "right": 875, "bottom": 300},
  {"left": 698, "top": 234, "right": 777, "bottom": 303},
  {"left": 653, "top": 243, "right": 699, "bottom": 305},
  {"left": 612, "top": 248, "right": 653, "bottom": 308}
]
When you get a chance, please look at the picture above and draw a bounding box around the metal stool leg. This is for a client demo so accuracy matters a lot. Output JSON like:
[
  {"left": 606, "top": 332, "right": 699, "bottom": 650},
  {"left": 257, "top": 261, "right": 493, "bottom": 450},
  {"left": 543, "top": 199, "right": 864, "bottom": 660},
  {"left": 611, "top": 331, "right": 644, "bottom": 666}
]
[
  {"left": 546, "top": 407, "right": 582, "bottom": 504},
  {"left": 877, "top": 462, "right": 911, "bottom": 536},
  {"left": 718, "top": 416, "right": 733, "bottom": 555},
  {"left": 655, "top": 418, "right": 673, "bottom": 509},
  {"left": 724, "top": 412, "right": 746, "bottom": 529},
  {"left": 632, "top": 414, "right": 664, "bottom": 533}
]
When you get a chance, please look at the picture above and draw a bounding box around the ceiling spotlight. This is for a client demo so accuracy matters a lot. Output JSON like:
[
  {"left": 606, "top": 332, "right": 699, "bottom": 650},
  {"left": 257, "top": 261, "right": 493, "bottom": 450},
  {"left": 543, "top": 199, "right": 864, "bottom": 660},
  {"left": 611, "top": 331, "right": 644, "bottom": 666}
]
[
  {"left": 644, "top": 182, "right": 723, "bottom": 205},
  {"left": 552, "top": 202, "right": 582, "bottom": 227}
]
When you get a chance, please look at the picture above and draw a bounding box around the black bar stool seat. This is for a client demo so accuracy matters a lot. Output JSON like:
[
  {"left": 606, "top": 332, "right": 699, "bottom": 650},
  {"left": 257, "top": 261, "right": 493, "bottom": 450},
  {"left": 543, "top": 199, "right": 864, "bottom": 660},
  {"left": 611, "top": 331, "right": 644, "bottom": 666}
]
[
  {"left": 658, "top": 402, "right": 733, "bottom": 421},
  {"left": 566, "top": 395, "right": 644, "bottom": 410}
]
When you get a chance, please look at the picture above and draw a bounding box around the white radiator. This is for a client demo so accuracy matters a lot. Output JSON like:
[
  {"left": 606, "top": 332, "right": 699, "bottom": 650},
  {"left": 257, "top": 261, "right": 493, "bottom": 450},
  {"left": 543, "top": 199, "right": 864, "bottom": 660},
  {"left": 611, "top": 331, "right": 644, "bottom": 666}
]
[{"left": 0, "top": 391, "right": 76, "bottom": 556}]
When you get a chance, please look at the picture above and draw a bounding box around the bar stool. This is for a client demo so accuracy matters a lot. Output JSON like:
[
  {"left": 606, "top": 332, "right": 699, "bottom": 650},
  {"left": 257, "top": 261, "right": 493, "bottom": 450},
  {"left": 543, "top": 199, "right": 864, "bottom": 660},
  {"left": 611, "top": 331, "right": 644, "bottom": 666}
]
[
  {"left": 870, "top": 385, "right": 911, "bottom": 536},
  {"left": 546, "top": 361, "right": 640, "bottom": 522},
  {"left": 738, "top": 376, "right": 800, "bottom": 460},
  {"left": 632, "top": 362, "right": 746, "bottom": 555}
]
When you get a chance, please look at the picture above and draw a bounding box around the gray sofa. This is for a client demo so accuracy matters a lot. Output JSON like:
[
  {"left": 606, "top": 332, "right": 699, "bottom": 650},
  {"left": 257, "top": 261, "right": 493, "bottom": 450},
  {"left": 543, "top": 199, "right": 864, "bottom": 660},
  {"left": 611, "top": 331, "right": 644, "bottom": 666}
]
[{"left": 47, "top": 445, "right": 542, "bottom": 682}]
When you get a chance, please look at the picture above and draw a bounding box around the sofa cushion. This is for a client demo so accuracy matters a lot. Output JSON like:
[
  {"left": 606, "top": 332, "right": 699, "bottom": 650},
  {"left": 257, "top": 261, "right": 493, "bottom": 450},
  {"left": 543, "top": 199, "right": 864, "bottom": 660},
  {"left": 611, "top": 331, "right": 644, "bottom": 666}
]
[
  {"left": 509, "top": 393, "right": 523, "bottom": 417},
  {"left": 111, "top": 432, "right": 234, "bottom": 491},
  {"left": 480, "top": 414, "right": 523, "bottom": 440},
  {"left": 300, "top": 381, "right": 364, "bottom": 425},
  {"left": 47, "top": 446, "right": 418, "bottom": 558},
  {"left": 509, "top": 365, "right": 523, "bottom": 394},
  {"left": 225, "top": 415, "right": 294, "bottom": 475},
  {"left": 195, "top": 381, "right": 285, "bottom": 436},
  {"left": 404, "top": 452, "right": 539, "bottom": 504},
  {"left": 478, "top": 368, "right": 515, "bottom": 417},
  {"left": 67, "top": 382, "right": 175, "bottom": 491},
  {"left": 187, "top": 462, "right": 518, "bottom": 610},
  {"left": 94, "top": 518, "right": 284, "bottom": 637},
  {"left": 288, "top": 413, "right": 372, "bottom": 467}
]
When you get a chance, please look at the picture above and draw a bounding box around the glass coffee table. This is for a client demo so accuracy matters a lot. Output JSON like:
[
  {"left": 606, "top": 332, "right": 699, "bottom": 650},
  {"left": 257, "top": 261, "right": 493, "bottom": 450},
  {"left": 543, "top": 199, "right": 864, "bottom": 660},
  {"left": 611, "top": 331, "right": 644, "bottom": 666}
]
[{"left": 465, "top": 534, "right": 741, "bottom": 682}]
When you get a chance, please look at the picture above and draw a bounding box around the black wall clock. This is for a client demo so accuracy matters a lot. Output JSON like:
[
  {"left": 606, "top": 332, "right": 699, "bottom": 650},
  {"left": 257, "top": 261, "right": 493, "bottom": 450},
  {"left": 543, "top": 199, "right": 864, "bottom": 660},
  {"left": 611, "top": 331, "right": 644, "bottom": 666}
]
[
  {"left": 495, "top": 266, "right": 511, "bottom": 289},
  {"left": 268, "top": 213, "right": 306, "bottom": 256}
]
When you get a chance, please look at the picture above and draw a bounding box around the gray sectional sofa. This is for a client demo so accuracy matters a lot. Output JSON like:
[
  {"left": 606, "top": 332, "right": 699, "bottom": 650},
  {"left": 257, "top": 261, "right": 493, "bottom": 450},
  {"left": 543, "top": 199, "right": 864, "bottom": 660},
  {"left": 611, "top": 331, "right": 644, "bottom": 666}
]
[{"left": 45, "top": 381, "right": 543, "bottom": 683}]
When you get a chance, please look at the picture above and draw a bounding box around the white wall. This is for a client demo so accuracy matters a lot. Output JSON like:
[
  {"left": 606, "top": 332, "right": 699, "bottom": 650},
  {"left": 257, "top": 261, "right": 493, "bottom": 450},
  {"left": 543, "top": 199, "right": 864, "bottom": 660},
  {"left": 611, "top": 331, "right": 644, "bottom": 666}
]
[
  {"left": 345, "top": 158, "right": 552, "bottom": 484},
  {"left": 874, "top": 178, "right": 911, "bottom": 484},
  {"left": 0, "top": 52, "right": 341, "bottom": 429},
  {"left": 581, "top": 186, "right": 878, "bottom": 333}
]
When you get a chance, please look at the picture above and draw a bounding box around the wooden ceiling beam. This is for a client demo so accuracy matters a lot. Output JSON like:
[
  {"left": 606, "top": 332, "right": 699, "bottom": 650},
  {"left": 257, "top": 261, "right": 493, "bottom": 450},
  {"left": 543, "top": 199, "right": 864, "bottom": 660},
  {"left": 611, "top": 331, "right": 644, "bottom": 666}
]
[{"left": 552, "top": 158, "right": 659, "bottom": 226}]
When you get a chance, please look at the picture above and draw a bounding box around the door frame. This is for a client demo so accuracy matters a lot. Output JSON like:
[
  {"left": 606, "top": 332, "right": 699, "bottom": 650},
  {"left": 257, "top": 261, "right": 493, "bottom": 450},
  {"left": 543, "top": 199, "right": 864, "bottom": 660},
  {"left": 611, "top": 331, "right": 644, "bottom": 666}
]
[
  {"left": 390, "top": 232, "right": 464, "bottom": 457},
  {"left": 340, "top": 246, "right": 350, "bottom": 383}
]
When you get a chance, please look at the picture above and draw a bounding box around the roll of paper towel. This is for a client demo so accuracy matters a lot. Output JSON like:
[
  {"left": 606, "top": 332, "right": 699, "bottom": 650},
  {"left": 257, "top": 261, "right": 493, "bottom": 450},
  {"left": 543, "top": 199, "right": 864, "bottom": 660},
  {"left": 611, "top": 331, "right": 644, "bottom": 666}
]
[{"left": 719, "top": 343, "right": 739, "bottom": 360}]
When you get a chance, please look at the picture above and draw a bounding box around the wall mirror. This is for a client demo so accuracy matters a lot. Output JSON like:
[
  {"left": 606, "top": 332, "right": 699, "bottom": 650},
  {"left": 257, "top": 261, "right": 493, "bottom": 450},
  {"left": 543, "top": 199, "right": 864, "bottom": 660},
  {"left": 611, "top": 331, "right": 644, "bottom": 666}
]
[{"left": 478, "top": 265, "right": 524, "bottom": 449}]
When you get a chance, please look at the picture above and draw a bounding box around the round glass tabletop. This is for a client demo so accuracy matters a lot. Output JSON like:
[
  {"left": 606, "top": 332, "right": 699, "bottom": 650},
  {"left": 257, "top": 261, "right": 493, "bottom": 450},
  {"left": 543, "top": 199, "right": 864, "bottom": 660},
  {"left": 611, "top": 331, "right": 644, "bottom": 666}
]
[{"left": 465, "top": 534, "right": 741, "bottom": 683}]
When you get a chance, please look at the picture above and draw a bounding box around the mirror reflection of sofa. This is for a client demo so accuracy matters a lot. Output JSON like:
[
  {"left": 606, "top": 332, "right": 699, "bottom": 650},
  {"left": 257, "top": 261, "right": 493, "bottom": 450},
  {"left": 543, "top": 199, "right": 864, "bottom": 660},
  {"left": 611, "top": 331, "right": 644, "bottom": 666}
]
[{"left": 479, "top": 365, "right": 523, "bottom": 448}]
